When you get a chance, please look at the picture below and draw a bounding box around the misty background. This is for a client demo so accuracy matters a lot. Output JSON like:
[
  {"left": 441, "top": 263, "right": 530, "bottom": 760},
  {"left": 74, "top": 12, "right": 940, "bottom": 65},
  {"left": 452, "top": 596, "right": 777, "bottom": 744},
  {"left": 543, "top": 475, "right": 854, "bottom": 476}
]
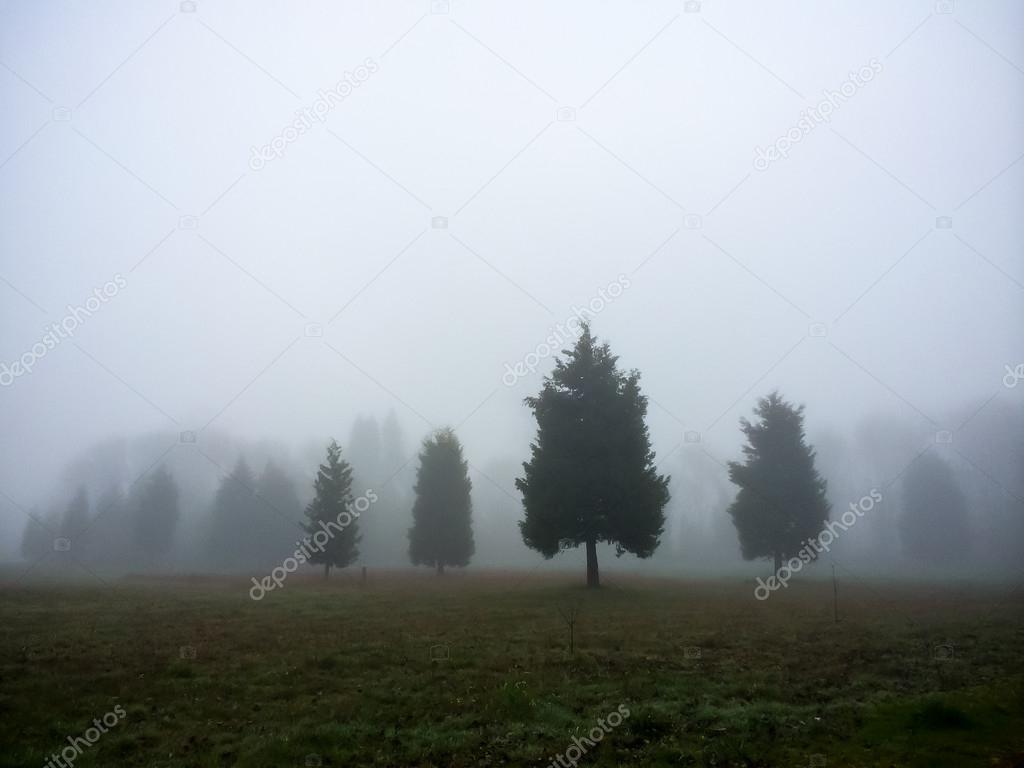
[{"left": 1, "top": 0, "right": 1021, "bottom": 576}]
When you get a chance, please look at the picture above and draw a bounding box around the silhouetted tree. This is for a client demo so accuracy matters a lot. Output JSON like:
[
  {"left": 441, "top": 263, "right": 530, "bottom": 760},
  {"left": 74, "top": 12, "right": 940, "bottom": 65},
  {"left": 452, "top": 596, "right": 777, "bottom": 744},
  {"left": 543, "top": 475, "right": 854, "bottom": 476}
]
[
  {"left": 303, "top": 440, "right": 360, "bottom": 578},
  {"left": 408, "top": 428, "right": 474, "bottom": 575},
  {"left": 899, "top": 452, "right": 970, "bottom": 562},
  {"left": 727, "top": 392, "right": 830, "bottom": 572},
  {"left": 517, "top": 324, "right": 670, "bottom": 588},
  {"left": 132, "top": 466, "right": 180, "bottom": 562}
]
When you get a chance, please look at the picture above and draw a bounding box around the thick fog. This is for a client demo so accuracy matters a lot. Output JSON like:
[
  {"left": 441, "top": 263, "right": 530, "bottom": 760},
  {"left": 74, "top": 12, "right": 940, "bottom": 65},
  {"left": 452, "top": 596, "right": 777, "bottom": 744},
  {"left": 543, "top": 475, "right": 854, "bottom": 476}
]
[{"left": 1, "top": 1, "right": 1022, "bottom": 576}]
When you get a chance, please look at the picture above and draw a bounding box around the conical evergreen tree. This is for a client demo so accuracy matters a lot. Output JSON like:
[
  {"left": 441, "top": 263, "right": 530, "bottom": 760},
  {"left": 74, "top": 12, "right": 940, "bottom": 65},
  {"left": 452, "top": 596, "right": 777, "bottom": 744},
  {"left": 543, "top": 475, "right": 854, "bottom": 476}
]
[
  {"left": 517, "top": 324, "right": 669, "bottom": 588},
  {"left": 303, "top": 440, "right": 360, "bottom": 578},
  {"left": 727, "top": 391, "right": 830, "bottom": 572},
  {"left": 408, "top": 428, "right": 474, "bottom": 575}
]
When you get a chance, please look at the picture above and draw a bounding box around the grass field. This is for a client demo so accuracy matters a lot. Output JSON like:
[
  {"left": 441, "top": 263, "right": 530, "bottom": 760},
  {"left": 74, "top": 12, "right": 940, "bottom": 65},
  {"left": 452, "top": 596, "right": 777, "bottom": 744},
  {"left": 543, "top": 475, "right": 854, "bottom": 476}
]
[{"left": 1, "top": 570, "right": 1022, "bottom": 767}]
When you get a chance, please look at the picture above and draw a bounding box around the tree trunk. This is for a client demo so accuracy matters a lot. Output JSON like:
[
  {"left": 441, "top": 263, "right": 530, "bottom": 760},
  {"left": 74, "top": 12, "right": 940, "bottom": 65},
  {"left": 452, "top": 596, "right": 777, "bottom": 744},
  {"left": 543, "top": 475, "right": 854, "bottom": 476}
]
[
  {"left": 323, "top": 562, "right": 330, "bottom": 580},
  {"left": 773, "top": 551, "right": 782, "bottom": 573},
  {"left": 436, "top": 562, "right": 444, "bottom": 576},
  {"left": 586, "top": 538, "right": 600, "bottom": 589}
]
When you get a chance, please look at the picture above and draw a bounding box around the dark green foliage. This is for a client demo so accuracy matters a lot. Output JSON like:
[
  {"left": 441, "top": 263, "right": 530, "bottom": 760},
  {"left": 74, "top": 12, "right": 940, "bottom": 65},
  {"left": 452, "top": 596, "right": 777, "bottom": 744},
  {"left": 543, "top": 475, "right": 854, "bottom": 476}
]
[
  {"left": 899, "top": 452, "right": 970, "bottom": 562},
  {"left": 726, "top": 392, "right": 830, "bottom": 571},
  {"left": 131, "top": 466, "right": 180, "bottom": 559},
  {"left": 303, "top": 440, "right": 360, "bottom": 577},
  {"left": 408, "top": 428, "right": 474, "bottom": 574},
  {"left": 516, "top": 324, "right": 670, "bottom": 587}
]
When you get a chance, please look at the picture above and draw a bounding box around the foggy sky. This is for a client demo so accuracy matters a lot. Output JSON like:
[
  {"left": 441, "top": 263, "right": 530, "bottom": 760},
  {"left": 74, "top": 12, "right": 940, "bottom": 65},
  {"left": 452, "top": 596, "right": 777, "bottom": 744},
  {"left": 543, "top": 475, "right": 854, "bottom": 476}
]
[{"left": 1, "top": 0, "right": 1022, "bottom": 558}]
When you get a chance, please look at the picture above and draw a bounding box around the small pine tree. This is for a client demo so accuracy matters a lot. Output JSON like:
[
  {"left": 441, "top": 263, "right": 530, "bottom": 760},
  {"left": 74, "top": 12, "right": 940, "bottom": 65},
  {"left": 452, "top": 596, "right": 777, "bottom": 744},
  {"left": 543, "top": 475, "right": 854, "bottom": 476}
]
[
  {"left": 408, "top": 428, "right": 474, "bottom": 575},
  {"left": 303, "top": 440, "right": 360, "bottom": 578},
  {"left": 727, "top": 391, "right": 831, "bottom": 572}
]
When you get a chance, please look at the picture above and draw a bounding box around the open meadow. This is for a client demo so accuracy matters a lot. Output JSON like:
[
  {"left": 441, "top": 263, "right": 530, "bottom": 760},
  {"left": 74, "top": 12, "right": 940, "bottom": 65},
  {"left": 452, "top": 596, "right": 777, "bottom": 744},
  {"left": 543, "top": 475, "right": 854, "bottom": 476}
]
[
  {"left": 1, "top": 571, "right": 1022, "bottom": 767},
  {"left": 4, "top": 1, "right": 1024, "bottom": 765}
]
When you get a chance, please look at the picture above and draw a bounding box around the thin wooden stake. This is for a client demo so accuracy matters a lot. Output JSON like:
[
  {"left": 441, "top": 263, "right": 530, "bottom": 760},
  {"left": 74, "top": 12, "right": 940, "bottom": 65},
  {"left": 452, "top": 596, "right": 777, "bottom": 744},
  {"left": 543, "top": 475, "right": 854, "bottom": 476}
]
[{"left": 557, "top": 605, "right": 579, "bottom": 656}]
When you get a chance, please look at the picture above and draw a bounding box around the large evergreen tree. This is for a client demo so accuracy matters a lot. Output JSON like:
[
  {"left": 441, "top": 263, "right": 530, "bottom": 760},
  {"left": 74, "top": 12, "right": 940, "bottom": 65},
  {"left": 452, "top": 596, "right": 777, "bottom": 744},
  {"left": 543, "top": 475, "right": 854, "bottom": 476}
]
[
  {"left": 132, "top": 466, "right": 180, "bottom": 562},
  {"left": 302, "top": 440, "right": 360, "bottom": 578},
  {"left": 408, "top": 428, "right": 474, "bottom": 575},
  {"left": 517, "top": 324, "right": 670, "bottom": 588},
  {"left": 726, "top": 392, "right": 830, "bottom": 572},
  {"left": 899, "top": 452, "right": 970, "bottom": 562}
]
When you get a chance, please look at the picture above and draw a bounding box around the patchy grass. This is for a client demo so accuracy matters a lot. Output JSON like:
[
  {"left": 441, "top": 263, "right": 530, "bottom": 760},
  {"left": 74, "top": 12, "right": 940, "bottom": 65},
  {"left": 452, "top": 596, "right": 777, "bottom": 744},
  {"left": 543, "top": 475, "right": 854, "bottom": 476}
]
[{"left": 0, "top": 570, "right": 1022, "bottom": 766}]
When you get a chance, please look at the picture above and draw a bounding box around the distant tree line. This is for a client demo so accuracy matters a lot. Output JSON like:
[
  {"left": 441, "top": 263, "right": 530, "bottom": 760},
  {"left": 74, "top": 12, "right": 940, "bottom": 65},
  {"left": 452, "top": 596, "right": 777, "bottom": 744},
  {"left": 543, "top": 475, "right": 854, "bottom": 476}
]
[
  {"left": 18, "top": 324, "right": 1012, "bottom": 586},
  {"left": 18, "top": 422, "right": 477, "bottom": 581}
]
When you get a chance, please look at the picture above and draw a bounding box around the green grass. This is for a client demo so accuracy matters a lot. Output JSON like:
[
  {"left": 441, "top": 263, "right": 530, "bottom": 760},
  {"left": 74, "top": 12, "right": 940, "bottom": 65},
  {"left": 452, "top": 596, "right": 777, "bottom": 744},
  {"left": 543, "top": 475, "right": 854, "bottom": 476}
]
[{"left": 1, "top": 570, "right": 1022, "bottom": 767}]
